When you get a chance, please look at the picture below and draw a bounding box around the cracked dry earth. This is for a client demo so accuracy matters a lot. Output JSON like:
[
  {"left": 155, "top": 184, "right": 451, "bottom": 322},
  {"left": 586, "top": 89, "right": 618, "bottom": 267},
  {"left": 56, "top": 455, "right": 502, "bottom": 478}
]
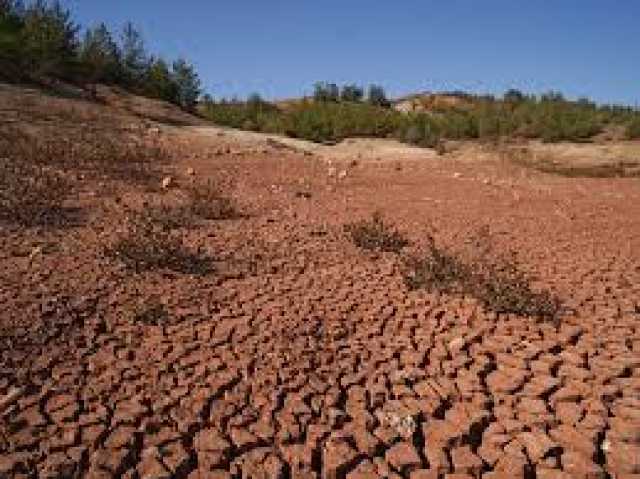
[{"left": 1, "top": 134, "right": 640, "bottom": 479}]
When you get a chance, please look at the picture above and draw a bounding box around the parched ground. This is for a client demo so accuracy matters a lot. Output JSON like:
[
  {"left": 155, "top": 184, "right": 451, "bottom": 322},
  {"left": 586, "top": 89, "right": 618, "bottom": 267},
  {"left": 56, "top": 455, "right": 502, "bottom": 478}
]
[{"left": 1, "top": 86, "right": 640, "bottom": 478}]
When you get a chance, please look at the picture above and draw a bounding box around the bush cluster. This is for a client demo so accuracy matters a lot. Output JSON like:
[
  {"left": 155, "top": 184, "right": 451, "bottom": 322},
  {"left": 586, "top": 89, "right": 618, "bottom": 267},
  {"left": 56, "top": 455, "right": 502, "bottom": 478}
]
[
  {"left": 203, "top": 87, "right": 640, "bottom": 146},
  {"left": 626, "top": 117, "right": 640, "bottom": 139},
  {"left": 0, "top": 1, "right": 201, "bottom": 109}
]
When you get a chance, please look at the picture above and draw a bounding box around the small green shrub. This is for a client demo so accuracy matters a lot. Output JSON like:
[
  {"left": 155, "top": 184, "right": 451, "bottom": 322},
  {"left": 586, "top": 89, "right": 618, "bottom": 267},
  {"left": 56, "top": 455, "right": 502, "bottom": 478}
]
[
  {"left": 345, "top": 213, "right": 409, "bottom": 253},
  {"left": 626, "top": 118, "right": 640, "bottom": 139}
]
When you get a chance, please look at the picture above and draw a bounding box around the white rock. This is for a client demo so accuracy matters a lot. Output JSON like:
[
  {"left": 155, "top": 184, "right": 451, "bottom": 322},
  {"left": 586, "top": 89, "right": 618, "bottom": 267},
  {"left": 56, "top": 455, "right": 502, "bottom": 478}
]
[
  {"left": 161, "top": 176, "right": 173, "bottom": 189},
  {"left": 448, "top": 337, "right": 465, "bottom": 352},
  {"left": 186, "top": 167, "right": 195, "bottom": 176},
  {"left": 29, "top": 246, "right": 43, "bottom": 260},
  {"left": 0, "top": 387, "right": 24, "bottom": 413}
]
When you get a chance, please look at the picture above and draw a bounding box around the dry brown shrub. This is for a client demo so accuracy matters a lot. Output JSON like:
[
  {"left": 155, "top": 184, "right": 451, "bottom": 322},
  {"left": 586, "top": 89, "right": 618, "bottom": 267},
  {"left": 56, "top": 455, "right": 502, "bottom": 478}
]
[{"left": 404, "top": 228, "right": 561, "bottom": 321}]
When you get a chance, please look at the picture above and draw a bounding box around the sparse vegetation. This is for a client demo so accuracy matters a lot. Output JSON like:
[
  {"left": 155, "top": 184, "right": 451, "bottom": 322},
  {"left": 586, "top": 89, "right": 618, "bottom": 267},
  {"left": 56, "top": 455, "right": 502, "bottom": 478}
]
[
  {"left": 404, "top": 236, "right": 469, "bottom": 293},
  {"left": 526, "top": 160, "right": 640, "bottom": 178},
  {"left": 0, "top": 157, "right": 74, "bottom": 227},
  {"left": 133, "top": 299, "right": 169, "bottom": 326},
  {"left": 185, "top": 181, "right": 240, "bottom": 220},
  {"left": 107, "top": 212, "right": 214, "bottom": 274},
  {"left": 506, "top": 147, "right": 640, "bottom": 178},
  {"left": 345, "top": 213, "right": 409, "bottom": 253},
  {"left": 404, "top": 232, "right": 561, "bottom": 321},
  {"left": 0, "top": 125, "right": 167, "bottom": 185},
  {"left": 143, "top": 204, "right": 196, "bottom": 230}
]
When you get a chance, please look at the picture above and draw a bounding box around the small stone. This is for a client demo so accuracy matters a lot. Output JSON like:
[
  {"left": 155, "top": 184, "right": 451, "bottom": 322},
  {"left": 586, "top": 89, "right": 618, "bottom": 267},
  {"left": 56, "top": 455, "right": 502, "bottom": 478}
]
[
  {"left": 448, "top": 337, "right": 465, "bottom": 353},
  {"left": 410, "top": 470, "right": 438, "bottom": 479},
  {"left": 229, "top": 427, "right": 259, "bottom": 450},
  {"left": 29, "top": 246, "right": 43, "bottom": 260},
  {"left": 160, "top": 441, "right": 190, "bottom": 474},
  {"left": 518, "top": 431, "right": 559, "bottom": 463},
  {"left": 323, "top": 440, "right": 358, "bottom": 479},
  {"left": 137, "top": 449, "right": 170, "bottom": 479},
  {"left": 161, "top": 176, "right": 173, "bottom": 189},
  {"left": 386, "top": 441, "right": 422, "bottom": 471},
  {"left": 1, "top": 387, "right": 25, "bottom": 412},
  {"left": 104, "top": 425, "right": 137, "bottom": 449},
  {"left": 450, "top": 445, "right": 483, "bottom": 476},
  {"left": 186, "top": 167, "right": 195, "bottom": 176},
  {"left": 0, "top": 452, "right": 30, "bottom": 475},
  {"left": 562, "top": 450, "right": 604, "bottom": 478}
]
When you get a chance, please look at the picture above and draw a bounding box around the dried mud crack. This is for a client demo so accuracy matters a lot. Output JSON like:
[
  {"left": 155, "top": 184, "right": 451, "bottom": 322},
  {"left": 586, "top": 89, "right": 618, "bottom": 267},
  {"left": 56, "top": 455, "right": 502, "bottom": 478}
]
[{"left": 1, "top": 122, "right": 640, "bottom": 478}]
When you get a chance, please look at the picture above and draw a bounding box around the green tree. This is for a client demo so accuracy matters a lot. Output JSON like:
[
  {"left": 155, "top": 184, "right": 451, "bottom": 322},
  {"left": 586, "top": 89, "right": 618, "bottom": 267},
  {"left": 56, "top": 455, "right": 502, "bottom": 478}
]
[
  {"left": 80, "top": 22, "right": 121, "bottom": 84},
  {"left": 120, "top": 21, "right": 147, "bottom": 86},
  {"left": 368, "top": 84, "right": 389, "bottom": 107},
  {"left": 314, "top": 82, "right": 339, "bottom": 103},
  {"left": 20, "top": 0, "right": 79, "bottom": 79},
  {"left": 144, "top": 57, "right": 177, "bottom": 102},
  {"left": 340, "top": 84, "right": 363, "bottom": 102},
  {"left": 171, "top": 58, "right": 201, "bottom": 110},
  {"left": 504, "top": 89, "right": 524, "bottom": 103},
  {"left": 0, "top": 1, "right": 24, "bottom": 81}
]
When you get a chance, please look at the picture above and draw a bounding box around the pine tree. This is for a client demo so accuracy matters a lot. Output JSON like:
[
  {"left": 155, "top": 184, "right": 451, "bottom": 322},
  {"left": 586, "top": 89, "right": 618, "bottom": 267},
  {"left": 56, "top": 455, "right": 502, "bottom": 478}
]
[
  {"left": 80, "top": 22, "right": 121, "bottom": 84},
  {"left": 0, "top": 0, "right": 24, "bottom": 80},
  {"left": 368, "top": 85, "right": 389, "bottom": 107},
  {"left": 20, "top": 0, "right": 79, "bottom": 79},
  {"left": 340, "top": 84, "right": 364, "bottom": 103},
  {"left": 120, "top": 21, "right": 147, "bottom": 87},
  {"left": 145, "top": 57, "right": 177, "bottom": 103},
  {"left": 172, "top": 58, "right": 201, "bottom": 110}
]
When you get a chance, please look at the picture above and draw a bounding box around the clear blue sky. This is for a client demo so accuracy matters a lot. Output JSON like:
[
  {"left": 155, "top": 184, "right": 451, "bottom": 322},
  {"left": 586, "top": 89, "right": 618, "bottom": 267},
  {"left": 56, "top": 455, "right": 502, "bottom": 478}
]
[{"left": 60, "top": 1, "right": 639, "bottom": 105}]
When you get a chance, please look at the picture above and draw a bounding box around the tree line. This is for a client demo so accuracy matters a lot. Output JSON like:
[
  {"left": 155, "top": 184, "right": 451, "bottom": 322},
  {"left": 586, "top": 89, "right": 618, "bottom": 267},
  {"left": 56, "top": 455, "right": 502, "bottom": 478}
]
[
  {"left": 202, "top": 87, "right": 640, "bottom": 144},
  {"left": 0, "top": 0, "right": 201, "bottom": 110}
]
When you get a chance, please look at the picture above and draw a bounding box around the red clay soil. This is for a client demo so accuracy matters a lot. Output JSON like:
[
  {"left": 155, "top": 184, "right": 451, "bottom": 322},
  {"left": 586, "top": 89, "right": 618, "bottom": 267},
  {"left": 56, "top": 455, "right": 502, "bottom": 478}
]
[{"left": 1, "top": 127, "right": 640, "bottom": 479}]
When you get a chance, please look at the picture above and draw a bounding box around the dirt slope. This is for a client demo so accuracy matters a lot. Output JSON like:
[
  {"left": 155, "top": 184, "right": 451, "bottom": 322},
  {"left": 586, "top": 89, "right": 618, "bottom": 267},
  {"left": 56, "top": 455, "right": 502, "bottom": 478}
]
[{"left": 1, "top": 84, "right": 639, "bottom": 478}]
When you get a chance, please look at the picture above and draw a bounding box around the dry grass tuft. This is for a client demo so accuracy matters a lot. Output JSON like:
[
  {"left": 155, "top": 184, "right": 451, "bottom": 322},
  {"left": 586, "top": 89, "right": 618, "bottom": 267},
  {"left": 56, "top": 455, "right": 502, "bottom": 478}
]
[
  {"left": 345, "top": 212, "right": 409, "bottom": 253},
  {"left": 107, "top": 212, "right": 214, "bottom": 275},
  {"left": 404, "top": 231, "right": 561, "bottom": 321},
  {"left": 505, "top": 146, "right": 640, "bottom": 178},
  {"left": 184, "top": 181, "right": 241, "bottom": 220},
  {"left": 133, "top": 300, "right": 170, "bottom": 326},
  {"left": 0, "top": 158, "right": 78, "bottom": 227},
  {"left": 0, "top": 125, "right": 168, "bottom": 186}
]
